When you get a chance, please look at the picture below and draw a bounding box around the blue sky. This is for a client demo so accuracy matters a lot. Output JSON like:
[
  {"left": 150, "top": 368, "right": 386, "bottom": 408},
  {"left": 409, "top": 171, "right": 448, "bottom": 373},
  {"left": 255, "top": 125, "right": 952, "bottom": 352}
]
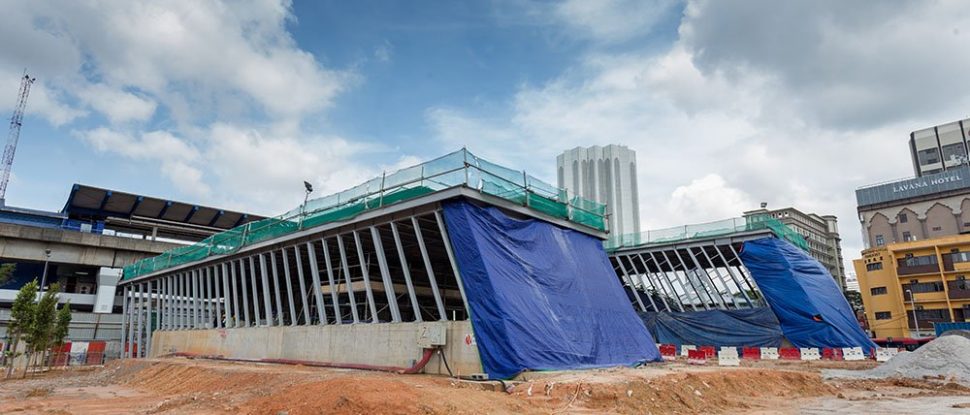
[{"left": 2, "top": 0, "right": 970, "bottom": 272}]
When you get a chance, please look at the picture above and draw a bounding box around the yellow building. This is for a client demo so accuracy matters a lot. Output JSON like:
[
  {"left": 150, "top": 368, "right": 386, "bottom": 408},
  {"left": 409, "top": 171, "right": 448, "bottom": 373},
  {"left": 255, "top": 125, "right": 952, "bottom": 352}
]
[{"left": 854, "top": 234, "right": 970, "bottom": 338}]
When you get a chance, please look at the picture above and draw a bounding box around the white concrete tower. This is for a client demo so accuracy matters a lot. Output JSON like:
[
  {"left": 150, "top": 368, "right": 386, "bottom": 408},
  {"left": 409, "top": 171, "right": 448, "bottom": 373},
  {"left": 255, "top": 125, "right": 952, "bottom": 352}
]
[{"left": 557, "top": 145, "right": 640, "bottom": 236}]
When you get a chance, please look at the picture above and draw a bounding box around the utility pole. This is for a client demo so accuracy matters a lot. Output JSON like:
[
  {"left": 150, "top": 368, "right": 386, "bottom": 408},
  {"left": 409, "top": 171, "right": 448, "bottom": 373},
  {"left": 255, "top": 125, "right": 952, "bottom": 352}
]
[
  {"left": 907, "top": 289, "right": 920, "bottom": 338},
  {"left": 0, "top": 72, "right": 36, "bottom": 203}
]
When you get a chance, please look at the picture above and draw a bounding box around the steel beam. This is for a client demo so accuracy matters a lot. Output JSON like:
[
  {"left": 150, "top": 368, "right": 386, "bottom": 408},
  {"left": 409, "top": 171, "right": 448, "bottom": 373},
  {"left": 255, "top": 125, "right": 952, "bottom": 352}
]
[
  {"left": 240, "top": 259, "right": 251, "bottom": 326},
  {"left": 627, "top": 254, "right": 669, "bottom": 312},
  {"left": 664, "top": 249, "right": 708, "bottom": 311},
  {"left": 248, "top": 256, "right": 261, "bottom": 326},
  {"left": 120, "top": 285, "right": 129, "bottom": 358},
  {"left": 684, "top": 247, "right": 728, "bottom": 310},
  {"left": 259, "top": 254, "right": 274, "bottom": 326},
  {"left": 371, "top": 226, "right": 402, "bottom": 323},
  {"left": 696, "top": 247, "right": 739, "bottom": 310},
  {"left": 616, "top": 256, "right": 649, "bottom": 311}
]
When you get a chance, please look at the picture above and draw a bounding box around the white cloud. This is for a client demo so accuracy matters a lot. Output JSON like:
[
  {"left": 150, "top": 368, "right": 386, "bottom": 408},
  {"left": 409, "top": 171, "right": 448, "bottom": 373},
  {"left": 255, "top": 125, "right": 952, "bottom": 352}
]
[
  {"left": 667, "top": 174, "right": 753, "bottom": 225},
  {"left": 78, "top": 84, "right": 157, "bottom": 124},
  {"left": 553, "top": 0, "right": 680, "bottom": 43}
]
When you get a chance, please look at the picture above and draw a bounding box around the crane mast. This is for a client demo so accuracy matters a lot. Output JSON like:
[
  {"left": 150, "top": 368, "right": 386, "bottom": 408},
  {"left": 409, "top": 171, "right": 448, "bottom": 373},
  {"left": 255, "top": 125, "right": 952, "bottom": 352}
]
[{"left": 0, "top": 72, "right": 36, "bottom": 203}]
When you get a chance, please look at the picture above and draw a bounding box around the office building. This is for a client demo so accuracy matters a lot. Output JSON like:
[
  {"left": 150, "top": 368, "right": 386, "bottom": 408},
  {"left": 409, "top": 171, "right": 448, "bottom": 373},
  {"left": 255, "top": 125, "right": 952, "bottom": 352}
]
[
  {"left": 856, "top": 166, "right": 970, "bottom": 249},
  {"left": 743, "top": 206, "right": 847, "bottom": 290},
  {"left": 557, "top": 145, "right": 640, "bottom": 237},
  {"left": 909, "top": 117, "right": 970, "bottom": 177},
  {"left": 853, "top": 234, "right": 970, "bottom": 338}
]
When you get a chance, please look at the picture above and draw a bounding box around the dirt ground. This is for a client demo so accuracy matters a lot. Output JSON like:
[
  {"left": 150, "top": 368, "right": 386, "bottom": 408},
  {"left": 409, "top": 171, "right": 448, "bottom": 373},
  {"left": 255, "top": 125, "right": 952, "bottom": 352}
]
[{"left": 1, "top": 358, "right": 968, "bottom": 414}]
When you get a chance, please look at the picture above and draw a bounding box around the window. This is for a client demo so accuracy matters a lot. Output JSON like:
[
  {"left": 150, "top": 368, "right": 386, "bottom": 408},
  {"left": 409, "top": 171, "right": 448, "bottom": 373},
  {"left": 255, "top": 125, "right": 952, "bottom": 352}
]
[
  {"left": 902, "top": 231, "right": 912, "bottom": 241},
  {"left": 866, "top": 262, "right": 883, "bottom": 271},
  {"left": 901, "top": 255, "right": 938, "bottom": 267},
  {"left": 906, "top": 281, "right": 945, "bottom": 293},
  {"left": 875, "top": 311, "right": 892, "bottom": 320},
  {"left": 951, "top": 252, "right": 970, "bottom": 263},
  {"left": 870, "top": 286, "right": 888, "bottom": 295},
  {"left": 875, "top": 235, "right": 885, "bottom": 246},
  {"left": 941, "top": 142, "right": 967, "bottom": 163},
  {"left": 899, "top": 213, "right": 908, "bottom": 223},
  {"left": 918, "top": 148, "right": 941, "bottom": 165},
  {"left": 914, "top": 308, "right": 949, "bottom": 320},
  {"left": 932, "top": 226, "right": 943, "bottom": 231}
]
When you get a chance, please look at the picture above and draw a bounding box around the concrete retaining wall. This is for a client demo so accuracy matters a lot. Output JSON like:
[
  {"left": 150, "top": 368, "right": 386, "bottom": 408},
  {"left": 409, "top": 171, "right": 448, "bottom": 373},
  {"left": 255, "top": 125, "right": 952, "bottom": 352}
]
[{"left": 150, "top": 321, "right": 483, "bottom": 376}]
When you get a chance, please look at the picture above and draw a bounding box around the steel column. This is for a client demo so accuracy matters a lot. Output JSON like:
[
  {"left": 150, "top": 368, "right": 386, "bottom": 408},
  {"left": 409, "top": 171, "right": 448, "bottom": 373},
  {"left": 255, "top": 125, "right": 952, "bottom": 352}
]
[
  {"left": 616, "top": 256, "right": 649, "bottom": 311},
  {"left": 696, "top": 247, "right": 740, "bottom": 309},
  {"left": 434, "top": 210, "right": 471, "bottom": 318},
  {"left": 370, "top": 226, "right": 402, "bottom": 323},
  {"left": 120, "top": 285, "right": 129, "bottom": 358},
  {"left": 248, "top": 256, "right": 261, "bottom": 326},
  {"left": 306, "top": 242, "right": 328, "bottom": 325},
  {"left": 636, "top": 253, "right": 677, "bottom": 312},
  {"left": 684, "top": 247, "right": 728, "bottom": 310},
  {"left": 712, "top": 246, "right": 754, "bottom": 308},
  {"left": 269, "top": 253, "right": 284, "bottom": 325},
  {"left": 663, "top": 250, "right": 707, "bottom": 311},
  {"left": 259, "top": 254, "right": 274, "bottom": 326},
  {"left": 726, "top": 243, "right": 764, "bottom": 306},
  {"left": 627, "top": 254, "right": 669, "bottom": 312},
  {"left": 336, "top": 235, "right": 360, "bottom": 323},
  {"left": 282, "top": 247, "right": 298, "bottom": 325},
  {"left": 321, "top": 239, "right": 342, "bottom": 324},
  {"left": 230, "top": 261, "right": 241, "bottom": 327},
  {"left": 352, "top": 231, "right": 380, "bottom": 322},
  {"left": 412, "top": 216, "right": 446, "bottom": 321},
  {"left": 240, "top": 259, "right": 252, "bottom": 326},
  {"left": 134, "top": 283, "right": 143, "bottom": 358},
  {"left": 294, "top": 245, "right": 312, "bottom": 324},
  {"left": 391, "top": 222, "right": 422, "bottom": 322},
  {"left": 145, "top": 280, "right": 153, "bottom": 356},
  {"left": 214, "top": 266, "right": 223, "bottom": 328}
]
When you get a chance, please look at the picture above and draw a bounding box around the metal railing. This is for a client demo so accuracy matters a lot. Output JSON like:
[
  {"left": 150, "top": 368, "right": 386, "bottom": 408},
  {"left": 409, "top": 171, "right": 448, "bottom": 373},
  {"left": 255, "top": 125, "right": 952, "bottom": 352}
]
[
  {"left": 123, "top": 149, "right": 607, "bottom": 280},
  {"left": 605, "top": 215, "right": 809, "bottom": 252}
]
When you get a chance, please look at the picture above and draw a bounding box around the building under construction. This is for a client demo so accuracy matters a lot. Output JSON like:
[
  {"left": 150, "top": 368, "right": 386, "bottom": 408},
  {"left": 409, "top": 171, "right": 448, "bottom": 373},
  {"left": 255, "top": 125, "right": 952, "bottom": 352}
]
[{"left": 118, "top": 149, "right": 660, "bottom": 379}]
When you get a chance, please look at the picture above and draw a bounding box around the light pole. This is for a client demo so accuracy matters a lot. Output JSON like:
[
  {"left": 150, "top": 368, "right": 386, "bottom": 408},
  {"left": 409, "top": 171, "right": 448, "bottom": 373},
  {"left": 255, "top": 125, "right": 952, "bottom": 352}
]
[
  {"left": 298, "top": 181, "right": 313, "bottom": 229},
  {"left": 907, "top": 288, "right": 920, "bottom": 338},
  {"left": 39, "top": 248, "right": 51, "bottom": 297}
]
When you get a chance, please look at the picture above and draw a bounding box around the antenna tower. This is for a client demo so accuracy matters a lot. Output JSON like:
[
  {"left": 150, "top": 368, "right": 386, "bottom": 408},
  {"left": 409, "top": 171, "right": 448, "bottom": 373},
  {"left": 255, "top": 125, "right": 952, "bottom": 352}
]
[{"left": 0, "top": 72, "right": 36, "bottom": 202}]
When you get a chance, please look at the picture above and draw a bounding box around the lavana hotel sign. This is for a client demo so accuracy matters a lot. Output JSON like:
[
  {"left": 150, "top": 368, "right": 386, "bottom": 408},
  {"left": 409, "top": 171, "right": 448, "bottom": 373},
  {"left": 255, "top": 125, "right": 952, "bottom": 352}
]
[
  {"left": 892, "top": 173, "right": 963, "bottom": 193},
  {"left": 857, "top": 166, "right": 970, "bottom": 207}
]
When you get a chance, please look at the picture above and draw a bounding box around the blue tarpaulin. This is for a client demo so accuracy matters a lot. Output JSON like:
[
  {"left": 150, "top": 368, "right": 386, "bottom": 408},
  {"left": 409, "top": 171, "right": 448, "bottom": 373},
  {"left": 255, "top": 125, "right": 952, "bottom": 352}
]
[
  {"left": 740, "top": 238, "right": 876, "bottom": 350},
  {"left": 443, "top": 200, "right": 660, "bottom": 379},
  {"left": 640, "top": 308, "right": 784, "bottom": 347}
]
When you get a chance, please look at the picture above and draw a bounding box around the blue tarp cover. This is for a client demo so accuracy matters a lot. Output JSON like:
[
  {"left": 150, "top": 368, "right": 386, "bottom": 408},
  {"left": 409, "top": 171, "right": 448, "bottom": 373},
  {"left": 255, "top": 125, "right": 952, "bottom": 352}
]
[
  {"left": 640, "top": 308, "right": 784, "bottom": 347},
  {"left": 443, "top": 200, "right": 660, "bottom": 379},
  {"left": 740, "top": 238, "right": 876, "bottom": 350}
]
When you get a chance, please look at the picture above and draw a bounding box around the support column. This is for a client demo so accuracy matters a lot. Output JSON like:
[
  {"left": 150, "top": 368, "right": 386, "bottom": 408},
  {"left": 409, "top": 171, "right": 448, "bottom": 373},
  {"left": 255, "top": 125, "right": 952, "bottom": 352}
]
[
  {"left": 636, "top": 254, "right": 677, "bottom": 312},
  {"left": 205, "top": 267, "right": 214, "bottom": 328},
  {"left": 336, "top": 235, "right": 360, "bottom": 323},
  {"left": 259, "top": 254, "right": 274, "bottom": 326},
  {"left": 134, "top": 283, "right": 143, "bottom": 358},
  {"left": 248, "top": 256, "right": 261, "bottom": 326},
  {"left": 412, "top": 216, "right": 446, "bottom": 321},
  {"left": 215, "top": 266, "right": 224, "bottom": 328},
  {"left": 120, "top": 285, "right": 129, "bottom": 358},
  {"left": 193, "top": 269, "right": 202, "bottom": 328},
  {"left": 294, "top": 246, "right": 312, "bottom": 325},
  {"left": 391, "top": 222, "right": 422, "bottom": 322},
  {"left": 726, "top": 244, "right": 762, "bottom": 305},
  {"left": 306, "top": 242, "right": 328, "bottom": 325},
  {"left": 220, "top": 264, "right": 231, "bottom": 328},
  {"left": 270, "top": 252, "right": 285, "bottom": 326},
  {"left": 352, "top": 231, "right": 380, "bottom": 322},
  {"left": 238, "top": 259, "right": 251, "bottom": 327},
  {"left": 435, "top": 210, "right": 471, "bottom": 318},
  {"left": 664, "top": 250, "right": 707, "bottom": 311},
  {"left": 282, "top": 248, "right": 298, "bottom": 325},
  {"left": 684, "top": 247, "right": 727, "bottom": 309},
  {"left": 145, "top": 280, "right": 153, "bottom": 357},
  {"left": 321, "top": 239, "right": 342, "bottom": 324},
  {"left": 713, "top": 245, "right": 754, "bottom": 308},
  {"left": 370, "top": 226, "right": 402, "bottom": 323},
  {"left": 628, "top": 254, "right": 669, "bottom": 312},
  {"left": 696, "top": 247, "right": 739, "bottom": 309},
  {"left": 616, "top": 256, "right": 649, "bottom": 311}
]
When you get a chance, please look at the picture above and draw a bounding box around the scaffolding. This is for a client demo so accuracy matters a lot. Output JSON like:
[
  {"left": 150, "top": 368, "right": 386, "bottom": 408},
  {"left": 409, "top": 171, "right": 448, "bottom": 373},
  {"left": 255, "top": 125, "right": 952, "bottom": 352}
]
[
  {"left": 604, "top": 215, "right": 809, "bottom": 252},
  {"left": 123, "top": 149, "right": 607, "bottom": 281}
]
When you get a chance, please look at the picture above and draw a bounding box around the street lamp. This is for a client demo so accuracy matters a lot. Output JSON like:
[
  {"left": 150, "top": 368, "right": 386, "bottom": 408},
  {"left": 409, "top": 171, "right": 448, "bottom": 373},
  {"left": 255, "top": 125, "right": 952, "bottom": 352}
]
[
  {"left": 39, "top": 248, "right": 52, "bottom": 297},
  {"left": 907, "top": 288, "right": 920, "bottom": 338},
  {"left": 298, "top": 181, "right": 313, "bottom": 229}
]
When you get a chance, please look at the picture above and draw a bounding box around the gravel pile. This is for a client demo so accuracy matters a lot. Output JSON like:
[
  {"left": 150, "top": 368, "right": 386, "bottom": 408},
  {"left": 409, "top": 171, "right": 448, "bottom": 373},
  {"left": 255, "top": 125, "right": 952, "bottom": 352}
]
[{"left": 824, "top": 334, "right": 970, "bottom": 384}]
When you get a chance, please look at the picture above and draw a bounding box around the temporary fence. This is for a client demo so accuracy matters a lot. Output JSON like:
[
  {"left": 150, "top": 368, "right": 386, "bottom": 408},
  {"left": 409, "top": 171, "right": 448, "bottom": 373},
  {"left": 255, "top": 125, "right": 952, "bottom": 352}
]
[
  {"left": 604, "top": 215, "right": 810, "bottom": 252},
  {"left": 652, "top": 343, "right": 900, "bottom": 365},
  {"left": 123, "top": 149, "right": 608, "bottom": 281}
]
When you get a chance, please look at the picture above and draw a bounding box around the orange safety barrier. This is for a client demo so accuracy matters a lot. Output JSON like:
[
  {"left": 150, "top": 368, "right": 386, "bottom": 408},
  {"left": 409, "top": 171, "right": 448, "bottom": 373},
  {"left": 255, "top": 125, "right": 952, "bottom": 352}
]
[
  {"left": 779, "top": 347, "right": 801, "bottom": 360},
  {"left": 741, "top": 347, "right": 761, "bottom": 359}
]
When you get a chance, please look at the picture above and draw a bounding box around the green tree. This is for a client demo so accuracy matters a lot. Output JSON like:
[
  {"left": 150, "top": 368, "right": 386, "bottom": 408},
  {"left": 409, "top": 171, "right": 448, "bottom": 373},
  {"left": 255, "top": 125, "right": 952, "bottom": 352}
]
[
  {"left": 4, "top": 280, "right": 37, "bottom": 379},
  {"left": 51, "top": 301, "right": 72, "bottom": 369},
  {"left": 0, "top": 263, "right": 16, "bottom": 287},
  {"left": 23, "top": 283, "right": 59, "bottom": 377}
]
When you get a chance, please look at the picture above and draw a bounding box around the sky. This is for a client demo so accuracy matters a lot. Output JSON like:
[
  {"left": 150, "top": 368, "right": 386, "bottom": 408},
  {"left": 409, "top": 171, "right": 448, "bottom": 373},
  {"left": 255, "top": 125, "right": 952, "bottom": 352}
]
[{"left": 1, "top": 0, "right": 970, "bottom": 274}]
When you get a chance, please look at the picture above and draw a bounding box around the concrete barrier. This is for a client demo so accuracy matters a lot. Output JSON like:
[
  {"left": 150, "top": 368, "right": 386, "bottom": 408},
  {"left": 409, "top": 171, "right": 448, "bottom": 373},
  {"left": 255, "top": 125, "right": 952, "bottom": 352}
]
[
  {"left": 717, "top": 348, "right": 740, "bottom": 366},
  {"left": 799, "top": 348, "right": 821, "bottom": 360},
  {"left": 680, "top": 345, "right": 697, "bottom": 357},
  {"left": 760, "top": 347, "right": 779, "bottom": 360},
  {"left": 151, "top": 321, "right": 483, "bottom": 376},
  {"left": 875, "top": 348, "right": 898, "bottom": 362},
  {"left": 842, "top": 347, "right": 865, "bottom": 361}
]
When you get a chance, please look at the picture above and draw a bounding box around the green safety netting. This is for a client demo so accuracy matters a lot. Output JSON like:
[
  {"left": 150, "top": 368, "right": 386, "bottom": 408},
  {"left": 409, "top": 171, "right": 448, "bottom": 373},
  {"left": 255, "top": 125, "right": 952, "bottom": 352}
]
[
  {"left": 123, "top": 149, "right": 608, "bottom": 280},
  {"left": 603, "top": 215, "right": 809, "bottom": 252}
]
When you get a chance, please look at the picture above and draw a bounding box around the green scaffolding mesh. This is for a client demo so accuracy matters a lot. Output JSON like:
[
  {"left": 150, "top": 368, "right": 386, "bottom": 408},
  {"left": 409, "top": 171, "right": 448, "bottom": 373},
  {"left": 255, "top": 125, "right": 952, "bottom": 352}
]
[
  {"left": 603, "top": 214, "right": 810, "bottom": 253},
  {"left": 123, "top": 149, "right": 608, "bottom": 280}
]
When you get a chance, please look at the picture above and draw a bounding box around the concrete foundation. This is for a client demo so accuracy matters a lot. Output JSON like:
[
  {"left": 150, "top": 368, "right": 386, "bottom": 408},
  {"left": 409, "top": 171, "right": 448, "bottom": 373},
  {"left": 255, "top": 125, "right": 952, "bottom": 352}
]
[{"left": 150, "top": 321, "right": 483, "bottom": 376}]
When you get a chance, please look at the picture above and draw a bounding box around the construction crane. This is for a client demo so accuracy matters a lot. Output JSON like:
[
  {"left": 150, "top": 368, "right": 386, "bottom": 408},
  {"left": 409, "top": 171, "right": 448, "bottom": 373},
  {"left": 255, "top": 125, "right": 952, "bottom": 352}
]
[{"left": 0, "top": 72, "right": 36, "bottom": 203}]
